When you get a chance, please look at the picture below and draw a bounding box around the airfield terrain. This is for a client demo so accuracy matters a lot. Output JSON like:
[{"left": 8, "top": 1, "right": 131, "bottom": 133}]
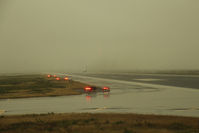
[{"left": 0, "top": 73, "right": 199, "bottom": 133}]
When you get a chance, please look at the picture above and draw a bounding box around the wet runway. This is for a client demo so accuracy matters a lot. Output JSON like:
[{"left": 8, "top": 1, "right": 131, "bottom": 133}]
[
  {"left": 0, "top": 73, "right": 199, "bottom": 117},
  {"left": 75, "top": 73, "right": 199, "bottom": 89}
]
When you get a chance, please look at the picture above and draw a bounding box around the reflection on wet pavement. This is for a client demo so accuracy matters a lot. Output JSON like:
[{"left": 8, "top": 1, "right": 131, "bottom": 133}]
[{"left": 85, "top": 92, "right": 111, "bottom": 102}]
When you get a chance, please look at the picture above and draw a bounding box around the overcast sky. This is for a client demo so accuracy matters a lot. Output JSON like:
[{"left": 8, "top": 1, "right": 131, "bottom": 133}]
[{"left": 0, "top": 0, "right": 199, "bottom": 73}]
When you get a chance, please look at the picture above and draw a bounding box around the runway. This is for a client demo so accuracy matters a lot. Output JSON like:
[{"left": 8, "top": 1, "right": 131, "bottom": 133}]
[{"left": 0, "top": 73, "right": 199, "bottom": 117}]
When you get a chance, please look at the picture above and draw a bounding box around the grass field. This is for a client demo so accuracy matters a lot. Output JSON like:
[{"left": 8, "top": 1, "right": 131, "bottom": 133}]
[
  {"left": 0, "top": 113, "right": 198, "bottom": 133},
  {"left": 0, "top": 74, "right": 88, "bottom": 99}
]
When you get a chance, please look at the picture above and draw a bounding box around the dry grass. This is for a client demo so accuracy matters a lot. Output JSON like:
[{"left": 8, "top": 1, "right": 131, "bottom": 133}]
[
  {"left": 0, "top": 74, "right": 88, "bottom": 99},
  {"left": 0, "top": 113, "right": 198, "bottom": 133}
]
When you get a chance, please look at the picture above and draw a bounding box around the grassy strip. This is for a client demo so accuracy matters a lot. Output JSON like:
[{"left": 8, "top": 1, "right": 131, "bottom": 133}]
[
  {"left": 0, "top": 74, "right": 87, "bottom": 99},
  {"left": 0, "top": 113, "right": 198, "bottom": 133}
]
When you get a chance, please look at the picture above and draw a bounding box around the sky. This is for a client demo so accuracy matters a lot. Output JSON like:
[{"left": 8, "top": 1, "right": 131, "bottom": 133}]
[{"left": 0, "top": 0, "right": 199, "bottom": 73}]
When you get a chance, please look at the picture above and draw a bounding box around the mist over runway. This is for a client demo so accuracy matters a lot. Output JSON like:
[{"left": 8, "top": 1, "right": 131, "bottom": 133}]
[{"left": 1, "top": 0, "right": 199, "bottom": 73}]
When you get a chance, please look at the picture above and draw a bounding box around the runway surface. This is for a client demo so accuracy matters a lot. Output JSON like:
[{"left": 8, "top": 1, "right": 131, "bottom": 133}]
[{"left": 0, "top": 73, "right": 199, "bottom": 117}]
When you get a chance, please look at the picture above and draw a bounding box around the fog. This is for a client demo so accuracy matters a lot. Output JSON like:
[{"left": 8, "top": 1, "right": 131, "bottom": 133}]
[{"left": 0, "top": 0, "right": 199, "bottom": 73}]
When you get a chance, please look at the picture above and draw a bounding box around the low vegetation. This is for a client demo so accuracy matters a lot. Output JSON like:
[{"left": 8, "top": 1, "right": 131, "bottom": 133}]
[
  {"left": 0, "top": 113, "right": 198, "bottom": 133},
  {"left": 0, "top": 74, "right": 87, "bottom": 99}
]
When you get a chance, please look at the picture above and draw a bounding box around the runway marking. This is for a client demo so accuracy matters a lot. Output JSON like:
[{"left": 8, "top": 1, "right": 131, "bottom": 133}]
[
  {"left": 94, "top": 107, "right": 107, "bottom": 111},
  {"left": 135, "top": 78, "right": 164, "bottom": 82},
  {"left": 111, "top": 73, "right": 199, "bottom": 78}
]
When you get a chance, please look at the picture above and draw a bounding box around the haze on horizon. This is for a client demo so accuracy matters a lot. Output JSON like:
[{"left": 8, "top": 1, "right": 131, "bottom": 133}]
[{"left": 0, "top": 0, "right": 199, "bottom": 73}]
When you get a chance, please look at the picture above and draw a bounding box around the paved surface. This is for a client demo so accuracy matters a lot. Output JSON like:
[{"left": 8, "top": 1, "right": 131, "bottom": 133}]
[
  {"left": 0, "top": 73, "right": 199, "bottom": 117},
  {"left": 75, "top": 73, "right": 199, "bottom": 89}
]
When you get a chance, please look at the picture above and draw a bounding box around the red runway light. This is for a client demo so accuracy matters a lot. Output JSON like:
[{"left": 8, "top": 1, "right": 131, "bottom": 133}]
[
  {"left": 84, "top": 86, "right": 92, "bottom": 92},
  {"left": 102, "top": 87, "right": 110, "bottom": 91},
  {"left": 47, "top": 75, "right": 51, "bottom": 78},
  {"left": 64, "top": 77, "right": 69, "bottom": 80},
  {"left": 56, "top": 77, "right": 61, "bottom": 80},
  {"left": 53, "top": 75, "right": 56, "bottom": 78}
]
